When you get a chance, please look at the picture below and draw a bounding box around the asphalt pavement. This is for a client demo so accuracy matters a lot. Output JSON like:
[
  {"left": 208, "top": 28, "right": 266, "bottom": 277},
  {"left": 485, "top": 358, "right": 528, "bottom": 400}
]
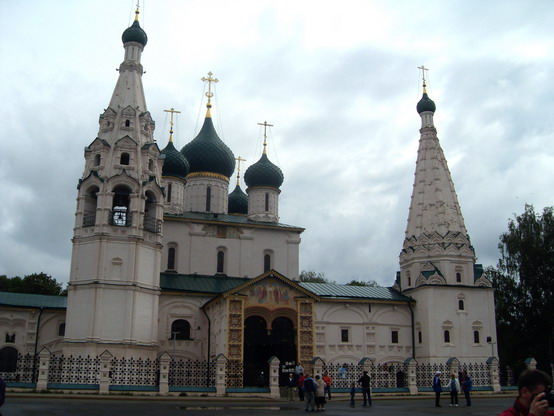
[{"left": 0, "top": 394, "right": 519, "bottom": 416}]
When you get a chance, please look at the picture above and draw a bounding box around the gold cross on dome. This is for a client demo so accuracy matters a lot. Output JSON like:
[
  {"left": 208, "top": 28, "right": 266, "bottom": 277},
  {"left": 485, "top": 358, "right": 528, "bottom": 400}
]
[
  {"left": 418, "top": 65, "right": 429, "bottom": 90},
  {"left": 201, "top": 71, "right": 219, "bottom": 104},
  {"left": 257, "top": 121, "right": 273, "bottom": 154},
  {"left": 163, "top": 107, "right": 181, "bottom": 142},
  {"left": 235, "top": 156, "right": 246, "bottom": 185}
]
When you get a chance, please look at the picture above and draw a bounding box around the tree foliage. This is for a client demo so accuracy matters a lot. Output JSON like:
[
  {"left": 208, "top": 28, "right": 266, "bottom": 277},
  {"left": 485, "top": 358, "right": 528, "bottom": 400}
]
[
  {"left": 298, "top": 270, "right": 334, "bottom": 284},
  {"left": 0, "top": 272, "right": 66, "bottom": 296},
  {"left": 490, "top": 204, "right": 554, "bottom": 371},
  {"left": 346, "top": 279, "right": 379, "bottom": 287}
]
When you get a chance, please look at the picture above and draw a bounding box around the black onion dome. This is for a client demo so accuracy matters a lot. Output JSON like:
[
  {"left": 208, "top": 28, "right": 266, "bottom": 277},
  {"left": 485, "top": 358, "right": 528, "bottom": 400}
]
[
  {"left": 122, "top": 20, "right": 148, "bottom": 46},
  {"left": 161, "top": 141, "right": 189, "bottom": 178},
  {"left": 181, "top": 117, "right": 235, "bottom": 178},
  {"left": 228, "top": 185, "right": 248, "bottom": 214},
  {"left": 416, "top": 92, "right": 436, "bottom": 114},
  {"left": 244, "top": 153, "right": 284, "bottom": 189}
]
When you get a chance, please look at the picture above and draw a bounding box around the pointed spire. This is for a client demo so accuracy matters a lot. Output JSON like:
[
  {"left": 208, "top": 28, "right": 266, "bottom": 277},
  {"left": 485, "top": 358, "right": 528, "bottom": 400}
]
[
  {"left": 134, "top": 1, "right": 140, "bottom": 22},
  {"left": 235, "top": 156, "right": 246, "bottom": 186},
  {"left": 164, "top": 108, "right": 181, "bottom": 143},
  {"left": 201, "top": 71, "right": 219, "bottom": 118},
  {"left": 257, "top": 121, "right": 273, "bottom": 155}
]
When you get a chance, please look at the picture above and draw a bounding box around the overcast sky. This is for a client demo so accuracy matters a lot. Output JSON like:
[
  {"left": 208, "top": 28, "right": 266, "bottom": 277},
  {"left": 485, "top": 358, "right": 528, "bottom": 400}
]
[{"left": 1, "top": 0, "right": 553, "bottom": 287}]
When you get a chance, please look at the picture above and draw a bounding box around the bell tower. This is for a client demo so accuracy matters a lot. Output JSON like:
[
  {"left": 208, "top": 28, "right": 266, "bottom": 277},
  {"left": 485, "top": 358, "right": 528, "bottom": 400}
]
[{"left": 63, "top": 8, "right": 164, "bottom": 358}]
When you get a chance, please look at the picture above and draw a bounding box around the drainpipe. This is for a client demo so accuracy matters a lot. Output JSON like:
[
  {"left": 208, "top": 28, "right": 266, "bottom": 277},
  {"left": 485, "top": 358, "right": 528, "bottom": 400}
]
[
  {"left": 33, "top": 307, "right": 44, "bottom": 383},
  {"left": 201, "top": 304, "right": 212, "bottom": 387},
  {"left": 408, "top": 302, "right": 415, "bottom": 359}
]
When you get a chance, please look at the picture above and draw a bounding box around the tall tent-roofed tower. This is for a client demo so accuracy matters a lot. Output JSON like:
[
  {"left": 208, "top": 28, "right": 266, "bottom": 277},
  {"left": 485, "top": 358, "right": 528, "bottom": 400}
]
[
  {"left": 397, "top": 71, "right": 497, "bottom": 364},
  {"left": 244, "top": 122, "right": 284, "bottom": 222},
  {"left": 63, "top": 9, "right": 164, "bottom": 358},
  {"left": 181, "top": 72, "right": 235, "bottom": 214}
]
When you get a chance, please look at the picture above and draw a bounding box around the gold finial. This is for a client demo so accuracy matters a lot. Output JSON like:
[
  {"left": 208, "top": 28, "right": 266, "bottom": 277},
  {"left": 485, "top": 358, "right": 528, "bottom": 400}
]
[
  {"left": 257, "top": 121, "right": 273, "bottom": 155},
  {"left": 134, "top": 1, "right": 140, "bottom": 21},
  {"left": 201, "top": 71, "right": 219, "bottom": 118},
  {"left": 164, "top": 108, "right": 181, "bottom": 142},
  {"left": 418, "top": 65, "right": 429, "bottom": 93},
  {"left": 235, "top": 156, "right": 246, "bottom": 186}
]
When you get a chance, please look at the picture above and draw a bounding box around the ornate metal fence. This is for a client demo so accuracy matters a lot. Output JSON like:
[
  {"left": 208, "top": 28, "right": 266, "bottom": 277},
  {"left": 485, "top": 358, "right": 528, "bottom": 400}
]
[
  {"left": 323, "top": 361, "right": 409, "bottom": 389},
  {"left": 48, "top": 355, "right": 100, "bottom": 384},
  {"left": 323, "top": 362, "right": 364, "bottom": 388},
  {"left": 169, "top": 358, "right": 216, "bottom": 387},
  {"left": 460, "top": 362, "right": 491, "bottom": 386},
  {"left": 0, "top": 353, "right": 37, "bottom": 383},
  {"left": 416, "top": 362, "right": 448, "bottom": 388},
  {"left": 110, "top": 357, "right": 159, "bottom": 386},
  {"left": 499, "top": 365, "right": 516, "bottom": 387},
  {"left": 225, "top": 360, "right": 244, "bottom": 388}
]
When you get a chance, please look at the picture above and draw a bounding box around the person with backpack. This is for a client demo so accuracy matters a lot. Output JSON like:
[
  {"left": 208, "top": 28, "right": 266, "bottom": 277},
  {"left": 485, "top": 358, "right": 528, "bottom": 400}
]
[
  {"left": 303, "top": 373, "right": 316, "bottom": 412},
  {"left": 358, "top": 371, "right": 372, "bottom": 407}
]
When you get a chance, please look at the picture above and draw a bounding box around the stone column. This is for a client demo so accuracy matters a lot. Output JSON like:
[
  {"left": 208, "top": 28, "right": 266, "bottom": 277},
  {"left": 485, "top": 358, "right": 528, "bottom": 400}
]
[
  {"left": 36, "top": 348, "right": 51, "bottom": 391},
  {"left": 404, "top": 358, "right": 418, "bottom": 395},
  {"left": 268, "top": 356, "right": 281, "bottom": 398},
  {"left": 158, "top": 352, "right": 171, "bottom": 395},
  {"left": 99, "top": 350, "right": 113, "bottom": 394},
  {"left": 487, "top": 357, "right": 501, "bottom": 393},
  {"left": 215, "top": 354, "right": 227, "bottom": 397}
]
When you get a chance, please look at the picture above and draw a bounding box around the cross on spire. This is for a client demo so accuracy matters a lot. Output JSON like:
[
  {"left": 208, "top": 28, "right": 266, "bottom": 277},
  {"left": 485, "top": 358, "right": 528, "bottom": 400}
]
[
  {"left": 164, "top": 107, "right": 181, "bottom": 142},
  {"left": 201, "top": 71, "right": 219, "bottom": 107},
  {"left": 258, "top": 121, "right": 273, "bottom": 154},
  {"left": 134, "top": 0, "right": 140, "bottom": 21},
  {"left": 418, "top": 65, "right": 429, "bottom": 92},
  {"left": 235, "top": 156, "right": 246, "bottom": 186}
]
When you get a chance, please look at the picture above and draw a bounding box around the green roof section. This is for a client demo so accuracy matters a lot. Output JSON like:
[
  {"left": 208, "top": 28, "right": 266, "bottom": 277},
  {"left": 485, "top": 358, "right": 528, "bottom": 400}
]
[
  {"left": 0, "top": 292, "right": 67, "bottom": 309},
  {"left": 244, "top": 153, "right": 284, "bottom": 189},
  {"left": 160, "top": 273, "right": 247, "bottom": 294},
  {"left": 298, "top": 282, "right": 413, "bottom": 302},
  {"left": 164, "top": 211, "right": 304, "bottom": 231}
]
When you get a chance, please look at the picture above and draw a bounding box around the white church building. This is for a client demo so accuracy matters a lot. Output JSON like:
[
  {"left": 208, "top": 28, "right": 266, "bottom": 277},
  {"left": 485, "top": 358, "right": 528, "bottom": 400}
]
[{"left": 0, "top": 10, "right": 498, "bottom": 390}]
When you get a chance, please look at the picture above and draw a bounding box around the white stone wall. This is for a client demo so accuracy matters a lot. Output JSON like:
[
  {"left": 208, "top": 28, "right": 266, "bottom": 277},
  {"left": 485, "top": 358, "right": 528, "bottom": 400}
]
[
  {"left": 184, "top": 176, "right": 229, "bottom": 214},
  {"left": 247, "top": 187, "right": 279, "bottom": 222}
]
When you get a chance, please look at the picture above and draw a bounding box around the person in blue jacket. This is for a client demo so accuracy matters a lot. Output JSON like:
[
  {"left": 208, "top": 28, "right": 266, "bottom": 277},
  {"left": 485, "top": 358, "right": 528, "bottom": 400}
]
[
  {"left": 462, "top": 370, "right": 473, "bottom": 406},
  {"left": 433, "top": 371, "right": 443, "bottom": 407}
]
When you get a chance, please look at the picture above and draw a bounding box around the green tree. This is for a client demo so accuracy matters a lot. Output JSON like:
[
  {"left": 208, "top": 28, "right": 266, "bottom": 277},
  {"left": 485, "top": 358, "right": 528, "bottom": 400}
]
[
  {"left": 491, "top": 204, "right": 554, "bottom": 371},
  {"left": 0, "top": 272, "right": 65, "bottom": 296},
  {"left": 346, "top": 279, "right": 379, "bottom": 287},
  {"left": 298, "top": 269, "right": 334, "bottom": 284}
]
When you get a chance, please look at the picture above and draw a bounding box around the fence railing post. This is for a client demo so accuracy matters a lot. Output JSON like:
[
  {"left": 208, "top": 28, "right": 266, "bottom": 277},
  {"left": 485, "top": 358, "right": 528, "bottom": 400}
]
[
  {"left": 215, "top": 354, "right": 227, "bottom": 396},
  {"left": 268, "top": 356, "right": 281, "bottom": 398},
  {"left": 405, "top": 358, "right": 418, "bottom": 395},
  {"left": 99, "top": 350, "right": 113, "bottom": 394},
  {"left": 158, "top": 352, "right": 171, "bottom": 395},
  {"left": 487, "top": 357, "right": 501, "bottom": 392},
  {"left": 36, "top": 348, "right": 51, "bottom": 391}
]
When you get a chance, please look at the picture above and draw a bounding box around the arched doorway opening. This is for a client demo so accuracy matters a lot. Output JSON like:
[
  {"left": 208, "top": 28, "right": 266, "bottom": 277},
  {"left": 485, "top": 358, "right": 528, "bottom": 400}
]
[
  {"left": 0, "top": 346, "right": 18, "bottom": 373},
  {"left": 243, "top": 315, "right": 296, "bottom": 387}
]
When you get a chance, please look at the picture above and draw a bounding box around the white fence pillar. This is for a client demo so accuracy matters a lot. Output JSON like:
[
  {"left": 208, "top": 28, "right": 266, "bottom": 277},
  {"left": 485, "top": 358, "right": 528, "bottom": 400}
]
[
  {"left": 487, "top": 357, "right": 501, "bottom": 393},
  {"left": 36, "top": 348, "right": 51, "bottom": 391},
  {"left": 99, "top": 350, "right": 113, "bottom": 394},
  {"left": 405, "top": 358, "right": 418, "bottom": 395},
  {"left": 215, "top": 354, "right": 227, "bottom": 396},
  {"left": 268, "top": 356, "right": 281, "bottom": 398},
  {"left": 158, "top": 352, "right": 171, "bottom": 395}
]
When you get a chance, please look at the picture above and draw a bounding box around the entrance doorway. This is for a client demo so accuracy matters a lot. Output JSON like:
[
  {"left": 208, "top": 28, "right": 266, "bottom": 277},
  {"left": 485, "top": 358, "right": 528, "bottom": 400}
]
[{"left": 243, "top": 315, "right": 296, "bottom": 387}]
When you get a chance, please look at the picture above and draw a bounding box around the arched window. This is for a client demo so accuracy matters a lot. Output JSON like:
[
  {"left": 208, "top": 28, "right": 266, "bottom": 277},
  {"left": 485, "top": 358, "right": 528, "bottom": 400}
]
[
  {"left": 406, "top": 271, "right": 411, "bottom": 286},
  {"left": 120, "top": 152, "right": 130, "bottom": 165},
  {"left": 0, "top": 346, "right": 18, "bottom": 372},
  {"left": 456, "top": 272, "right": 462, "bottom": 282},
  {"left": 148, "top": 159, "right": 154, "bottom": 171},
  {"left": 167, "top": 183, "right": 172, "bottom": 203},
  {"left": 474, "top": 330, "right": 480, "bottom": 344},
  {"left": 444, "top": 330, "right": 451, "bottom": 343},
  {"left": 458, "top": 299, "right": 465, "bottom": 310},
  {"left": 206, "top": 187, "right": 211, "bottom": 212},
  {"left": 144, "top": 191, "right": 159, "bottom": 233},
  {"left": 170, "top": 319, "right": 191, "bottom": 340},
  {"left": 83, "top": 186, "right": 99, "bottom": 227},
  {"left": 217, "top": 250, "right": 225, "bottom": 274},
  {"left": 94, "top": 154, "right": 101, "bottom": 166},
  {"left": 418, "top": 331, "right": 422, "bottom": 344},
  {"left": 265, "top": 192, "right": 269, "bottom": 211},
  {"left": 264, "top": 254, "right": 271, "bottom": 272},
  {"left": 125, "top": 119, "right": 131, "bottom": 127},
  {"left": 167, "top": 247, "right": 176, "bottom": 270},
  {"left": 58, "top": 323, "right": 66, "bottom": 337},
  {"left": 111, "top": 185, "right": 131, "bottom": 226}
]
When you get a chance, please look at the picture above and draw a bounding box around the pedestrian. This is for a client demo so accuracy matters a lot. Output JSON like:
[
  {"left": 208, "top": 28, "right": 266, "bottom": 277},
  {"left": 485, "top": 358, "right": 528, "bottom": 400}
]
[
  {"left": 315, "top": 374, "right": 326, "bottom": 411},
  {"left": 358, "top": 370, "right": 372, "bottom": 407},
  {"left": 303, "top": 373, "right": 316, "bottom": 412},
  {"left": 433, "top": 371, "right": 443, "bottom": 407},
  {"left": 322, "top": 372, "right": 332, "bottom": 400},
  {"left": 0, "top": 376, "right": 5, "bottom": 408},
  {"left": 499, "top": 369, "right": 554, "bottom": 416},
  {"left": 286, "top": 373, "right": 296, "bottom": 401},
  {"left": 297, "top": 372, "right": 305, "bottom": 401},
  {"left": 449, "top": 373, "right": 460, "bottom": 407},
  {"left": 461, "top": 370, "right": 472, "bottom": 406},
  {"left": 349, "top": 381, "right": 356, "bottom": 408},
  {"left": 295, "top": 361, "right": 304, "bottom": 378}
]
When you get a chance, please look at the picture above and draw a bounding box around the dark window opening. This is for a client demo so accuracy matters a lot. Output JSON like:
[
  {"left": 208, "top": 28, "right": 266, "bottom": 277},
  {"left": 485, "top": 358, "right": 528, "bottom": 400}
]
[
  {"left": 217, "top": 250, "right": 224, "bottom": 274},
  {"left": 143, "top": 191, "right": 160, "bottom": 233},
  {"left": 111, "top": 185, "right": 132, "bottom": 227},
  {"left": 456, "top": 272, "right": 462, "bottom": 282},
  {"left": 474, "top": 330, "right": 480, "bottom": 344},
  {"left": 120, "top": 152, "right": 130, "bottom": 165},
  {"left": 265, "top": 193, "right": 269, "bottom": 211},
  {"left": 391, "top": 330, "right": 399, "bottom": 344},
  {"left": 458, "top": 299, "right": 465, "bottom": 310},
  {"left": 170, "top": 319, "right": 191, "bottom": 340},
  {"left": 58, "top": 323, "right": 66, "bottom": 337},
  {"left": 83, "top": 186, "right": 99, "bottom": 227},
  {"left": 444, "top": 330, "right": 450, "bottom": 343},
  {"left": 206, "top": 187, "right": 211, "bottom": 212},
  {"left": 167, "top": 183, "right": 172, "bottom": 203},
  {"left": 5, "top": 334, "right": 15, "bottom": 343},
  {"left": 264, "top": 254, "right": 271, "bottom": 272},
  {"left": 418, "top": 331, "right": 422, "bottom": 344},
  {"left": 167, "top": 247, "right": 176, "bottom": 270},
  {"left": 0, "top": 346, "right": 18, "bottom": 372},
  {"left": 341, "top": 329, "right": 349, "bottom": 343},
  {"left": 125, "top": 119, "right": 130, "bottom": 127},
  {"left": 368, "top": 304, "right": 371, "bottom": 313},
  {"left": 94, "top": 154, "right": 101, "bottom": 166}
]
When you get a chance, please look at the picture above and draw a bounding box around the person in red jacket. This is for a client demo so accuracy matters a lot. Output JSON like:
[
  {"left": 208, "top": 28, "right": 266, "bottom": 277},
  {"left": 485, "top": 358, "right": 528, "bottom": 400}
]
[{"left": 499, "top": 369, "right": 554, "bottom": 416}]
